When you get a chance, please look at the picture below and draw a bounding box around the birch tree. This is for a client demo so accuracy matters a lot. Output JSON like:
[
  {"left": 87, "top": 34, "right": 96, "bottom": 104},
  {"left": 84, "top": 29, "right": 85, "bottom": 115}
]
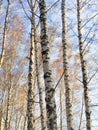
[
  {"left": 61, "top": 0, "right": 74, "bottom": 129},
  {"left": 27, "top": 4, "right": 35, "bottom": 130},
  {"left": 5, "top": 69, "right": 12, "bottom": 130},
  {"left": 35, "top": 35, "right": 46, "bottom": 130},
  {"left": 17, "top": 1, "right": 36, "bottom": 129},
  {"left": 39, "top": 0, "right": 57, "bottom": 130},
  {"left": 77, "top": 0, "right": 92, "bottom": 129}
]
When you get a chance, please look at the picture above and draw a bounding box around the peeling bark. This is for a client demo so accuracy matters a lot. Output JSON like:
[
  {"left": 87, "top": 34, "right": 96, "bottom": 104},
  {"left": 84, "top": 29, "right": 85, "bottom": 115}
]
[
  {"left": 77, "top": 0, "right": 92, "bottom": 130},
  {"left": 39, "top": 0, "right": 57, "bottom": 130},
  {"left": 61, "top": 0, "right": 74, "bottom": 130}
]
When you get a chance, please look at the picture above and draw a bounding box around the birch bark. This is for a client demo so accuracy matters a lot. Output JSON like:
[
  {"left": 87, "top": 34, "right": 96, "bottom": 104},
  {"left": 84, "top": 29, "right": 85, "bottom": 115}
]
[
  {"left": 39, "top": 0, "right": 57, "bottom": 130},
  {"left": 61, "top": 0, "right": 74, "bottom": 129},
  {"left": 35, "top": 37, "right": 46, "bottom": 130},
  {"left": 77, "top": 0, "right": 92, "bottom": 130},
  {"left": 27, "top": 7, "right": 35, "bottom": 130}
]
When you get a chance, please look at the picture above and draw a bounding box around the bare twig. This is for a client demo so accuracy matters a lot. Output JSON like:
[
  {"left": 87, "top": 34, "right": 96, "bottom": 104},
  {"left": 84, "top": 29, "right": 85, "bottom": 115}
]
[
  {"left": 76, "top": 77, "right": 83, "bottom": 83},
  {"left": 54, "top": 71, "right": 64, "bottom": 90},
  {"left": 88, "top": 70, "right": 98, "bottom": 84},
  {"left": 46, "top": 0, "right": 60, "bottom": 13},
  {"left": 19, "top": 0, "right": 32, "bottom": 21},
  {"left": 82, "top": 12, "right": 98, "bottom": 29}
]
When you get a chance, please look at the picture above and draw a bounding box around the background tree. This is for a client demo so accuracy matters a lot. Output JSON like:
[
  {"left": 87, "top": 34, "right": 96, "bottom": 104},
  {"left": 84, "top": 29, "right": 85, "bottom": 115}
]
[{"left": 61, "top": 0, "right": 74, "bottom": 129}]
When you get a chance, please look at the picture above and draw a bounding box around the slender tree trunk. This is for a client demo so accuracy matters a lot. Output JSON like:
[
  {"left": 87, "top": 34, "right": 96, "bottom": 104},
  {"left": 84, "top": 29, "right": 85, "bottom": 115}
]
[
  {"left": 0, "top": 91, "right": 5, "bottom": 130},
  {"left": 35, "top": 36, "right": 46, "bottom": 130},
  {"left": 77, "top": 0, "right": 92, "bottom": 130},
  {"left": 0, "top": 0, "right": 10, "bottom": 67},
  {"left": 5, "top": 73, "right": 12, "bottom": 130},
  {"left": 27, "top": 7, "right": 35, "bottom": 130},
  {"left": 61, "top": 0, "right": 74, "bottom": 130},
  {"left": 39, "top": 0, "right": 57, "bottom": 130},
  {"left": 60, "top": 89, "right": 62, "bottom": 130},
  {"left": 0, "top": 61, "right": 7, "bottom": 130},
  {"left": 78, "top": 96, "right": 84, "bottom": 130}
]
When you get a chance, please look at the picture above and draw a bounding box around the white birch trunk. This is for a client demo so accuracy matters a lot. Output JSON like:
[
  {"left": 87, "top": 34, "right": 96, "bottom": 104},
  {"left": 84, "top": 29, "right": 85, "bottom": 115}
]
[
  {"left": 77, "top": 0, "right": 92, "bottom": 130},
  {"left": 35, "top": 38, "right": 46, "bottom": 130},
  {"left": 39, "top": 0, "right": 57, "bottom": 130},
  {"left": 27, "top": 7, "right": 35, "bottom": 130},
  {"left": 61, "top": 0, "right": 74, "bottom": 130}
]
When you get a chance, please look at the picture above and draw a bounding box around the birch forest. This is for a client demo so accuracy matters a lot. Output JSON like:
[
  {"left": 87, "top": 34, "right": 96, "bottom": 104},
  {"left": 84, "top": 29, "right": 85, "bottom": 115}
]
[{"left": 0, "top": 0, "right": 98, "bottom": 130}]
